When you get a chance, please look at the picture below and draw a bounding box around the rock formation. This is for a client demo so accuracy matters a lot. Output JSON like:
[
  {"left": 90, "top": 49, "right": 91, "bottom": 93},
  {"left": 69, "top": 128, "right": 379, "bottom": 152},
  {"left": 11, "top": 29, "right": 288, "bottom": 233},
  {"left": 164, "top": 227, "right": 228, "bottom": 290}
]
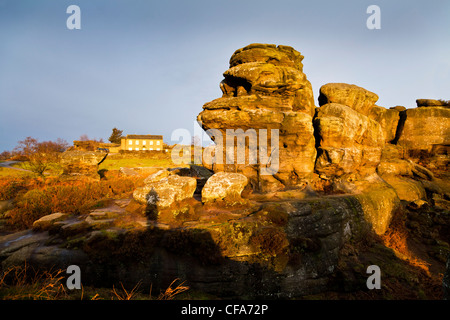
[
  {"left": 1, "top": 43, "right": 449, "bottom": 300},
  {"left": 314, "top": 102, "right": 385, "bottom": 178},
  {"left": 198, "top": 43, "right": 317, "bottom": 192},
  {"left": 318, "top": 83, "right": 379, "bottom": 116},
  {"left": 397, "top": 106, "right": 450, "bottom": 152},
  {"left": 60, "top": 150, "right": 108, "bottom": 177},
  {"left": 197, "top": 43, "right": 450, "bottom": 238}
]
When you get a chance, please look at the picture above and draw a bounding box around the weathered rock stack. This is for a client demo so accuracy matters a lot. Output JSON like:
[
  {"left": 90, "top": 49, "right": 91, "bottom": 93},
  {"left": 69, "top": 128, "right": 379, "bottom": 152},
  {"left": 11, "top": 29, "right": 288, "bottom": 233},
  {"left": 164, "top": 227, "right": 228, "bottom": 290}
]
[
  {"left": 315, "top": 83, "right": 385, "bottom": 178},
  {"left": 1, "top": 43, "right": 449, "bottom": 300},
  {"left": 197, "top": 43, "right": 450, "bottom": 236},
  {"left": 60, "top": 150, "right": 108, "bottom": 178},
  {"left": 198, "top": 43, "right": 317, "bottom": 192}
]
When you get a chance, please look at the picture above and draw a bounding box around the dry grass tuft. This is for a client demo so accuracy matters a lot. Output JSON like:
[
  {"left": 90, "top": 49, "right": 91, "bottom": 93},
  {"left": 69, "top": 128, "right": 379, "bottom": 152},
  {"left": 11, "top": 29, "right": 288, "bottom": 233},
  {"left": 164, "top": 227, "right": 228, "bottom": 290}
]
[
  {"left": 111, "top": 281, "right": 142, "bottom": 300},
  {"left": 381, "top": 216, "right": 431, "bottom": 276},
  {"left": 156, "top": 278, "right": 190, "bottom": 300},
  {"left": 0, "top": 263, "right": 66, "bottom": 300}
]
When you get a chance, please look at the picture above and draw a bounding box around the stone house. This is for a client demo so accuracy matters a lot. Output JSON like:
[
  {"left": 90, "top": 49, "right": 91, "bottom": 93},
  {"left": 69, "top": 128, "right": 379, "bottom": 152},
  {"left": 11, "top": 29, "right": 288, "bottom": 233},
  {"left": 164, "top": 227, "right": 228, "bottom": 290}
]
[{"left": 120, "top": 134, "right": 164, "bottom": 151}]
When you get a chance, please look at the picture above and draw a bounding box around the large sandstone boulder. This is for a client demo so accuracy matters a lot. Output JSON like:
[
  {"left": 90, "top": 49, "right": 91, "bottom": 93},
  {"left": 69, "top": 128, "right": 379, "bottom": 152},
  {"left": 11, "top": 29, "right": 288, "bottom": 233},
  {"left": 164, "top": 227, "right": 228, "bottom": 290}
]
[
  {"left": 198, "top": 43, "right": 317, "bottom": 192},
  {"left": 60, "top": 150, "right": 108, "bottom": 176},
  {"left": 314, "top": 103, "right": 385, "bottom": 178},
  {"left": 397, "top": 107, "right": 450, "bottom": 152},
  {"left": 201, "top": 172, "right": 248, "bottom": 204},
  {"left": 318, "top": 83, "right": 379, "bottom": 116},
  {"left": 367, "top": 105, "right": 400, "bottom": 143},
  {"left": 133, "top": 175, "right": 197, "bottom": 208}
]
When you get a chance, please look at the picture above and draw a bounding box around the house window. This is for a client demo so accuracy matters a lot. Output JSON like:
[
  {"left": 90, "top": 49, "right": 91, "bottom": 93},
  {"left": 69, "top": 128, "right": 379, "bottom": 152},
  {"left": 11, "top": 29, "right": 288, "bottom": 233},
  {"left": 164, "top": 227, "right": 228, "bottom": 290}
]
[
  {"left": 150, "top": 148, "right": 153, "bottom": 151},
  {"left": 156, "top": 141, "right": 160, "bottom": 145},
  {"left": 150, "top": 141, "right": 153, "bottom": 145},
  {"left": 143, "top": 141, "right": 146, "bottom": 145},
  {"left": 156, "top": 148, "right": 160, "bottom": 151},
  {"left": 129, "top": 148, "right": 132, "bottom": 151},
  {"left": 135, "top": 140, "right": 139, "bottom": 145},
  {"left": 129, "top": 140, "right": 132, "bottom": 145},
  {"left": 135, "top": 148, "right": 139, "bottom": 151}
]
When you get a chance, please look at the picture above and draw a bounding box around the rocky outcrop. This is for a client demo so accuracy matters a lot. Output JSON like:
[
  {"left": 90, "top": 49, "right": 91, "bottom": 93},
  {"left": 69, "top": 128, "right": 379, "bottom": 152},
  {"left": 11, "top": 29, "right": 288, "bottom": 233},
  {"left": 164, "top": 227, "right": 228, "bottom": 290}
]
[
  {"left": 60, "top": 150, "right": 108, "bottom": 177},
  {"left": 0, "top": 193, "right": 371, "bottom": 298},
  {"left": 198, "top": 43, "right": 317, "bottom": 192},
  {"left": 314, "top": 103, "right": 385, "bottom": 179},
  {"left": 1, "top": 43, "right": 449, "bottom": 300},
  {"left": 397, "top": 107, "right": 450, "bottom": 152}
]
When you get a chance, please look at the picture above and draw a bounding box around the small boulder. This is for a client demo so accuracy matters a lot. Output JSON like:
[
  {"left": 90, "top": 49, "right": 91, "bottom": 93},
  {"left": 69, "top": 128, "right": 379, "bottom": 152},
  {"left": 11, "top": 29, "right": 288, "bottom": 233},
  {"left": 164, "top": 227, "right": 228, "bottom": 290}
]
[
  {"left": 32, "top": 213, "right": 69, "bottom": 231},
  {"left": 133, "top": 175, "right": 197, "bottom": 208},
  {"left": 202, "top": 172, "right": 248, "bottom": 204}
]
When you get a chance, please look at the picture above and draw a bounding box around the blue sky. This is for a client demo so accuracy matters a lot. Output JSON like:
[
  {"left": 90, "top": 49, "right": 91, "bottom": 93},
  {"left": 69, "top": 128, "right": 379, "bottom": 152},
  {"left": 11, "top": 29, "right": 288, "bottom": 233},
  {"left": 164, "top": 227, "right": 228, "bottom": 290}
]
[{"left": 0, "top": 0, "right": 449, "bottom": 151}]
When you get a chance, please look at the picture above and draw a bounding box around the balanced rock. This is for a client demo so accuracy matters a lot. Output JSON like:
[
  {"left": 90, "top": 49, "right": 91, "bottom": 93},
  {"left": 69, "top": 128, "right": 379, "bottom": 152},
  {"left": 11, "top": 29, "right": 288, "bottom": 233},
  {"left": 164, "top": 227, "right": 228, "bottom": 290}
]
[
  {"left": 198, "top": 43, "right": 317, "bottom": 192},
  {"left": 318, "top": 83, "right": 379, "bottom": 116},
  {"left": 201, "top": 172, "right": 248, "bottom": 204}
]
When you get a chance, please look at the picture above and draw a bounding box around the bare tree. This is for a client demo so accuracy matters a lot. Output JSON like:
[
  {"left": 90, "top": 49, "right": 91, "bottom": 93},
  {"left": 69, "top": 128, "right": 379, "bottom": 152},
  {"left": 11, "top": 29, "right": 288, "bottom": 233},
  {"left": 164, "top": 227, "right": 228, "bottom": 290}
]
[
  {"left": 13, "top": 137, "right": 69, "bottom": 176},
  {"left": 79, "top": 134, "right": 89, "bottom": 141}
]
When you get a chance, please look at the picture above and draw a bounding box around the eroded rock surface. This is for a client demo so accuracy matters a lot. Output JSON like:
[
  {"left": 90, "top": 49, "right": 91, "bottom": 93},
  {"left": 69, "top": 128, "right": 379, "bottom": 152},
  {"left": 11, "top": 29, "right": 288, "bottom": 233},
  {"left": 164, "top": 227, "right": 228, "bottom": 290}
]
[
  {"left": 198, "top": 43, "right": 317, "bottom": 192},
  {"left": 201, "top": 172, "right": 248, "bottom": 204},
  {"left": 1, "top": 43, "right": 449, "bottom": 300},
  {"left": 133, "top": 175, "right": 197, "bottom": 209}
]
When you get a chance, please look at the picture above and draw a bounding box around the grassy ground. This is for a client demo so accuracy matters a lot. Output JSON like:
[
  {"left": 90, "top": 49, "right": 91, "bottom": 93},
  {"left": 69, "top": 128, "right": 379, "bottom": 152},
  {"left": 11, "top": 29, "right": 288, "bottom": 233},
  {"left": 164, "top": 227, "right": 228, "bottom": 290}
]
[
  {"left": 0, "top": 167, "right": 33, "bottom": 178},
  {"left": 4, "top": 155, "right": 182, "bottom": 176},
  {"left": 98, "top": 157, "right": 183, "bottom": 171}
]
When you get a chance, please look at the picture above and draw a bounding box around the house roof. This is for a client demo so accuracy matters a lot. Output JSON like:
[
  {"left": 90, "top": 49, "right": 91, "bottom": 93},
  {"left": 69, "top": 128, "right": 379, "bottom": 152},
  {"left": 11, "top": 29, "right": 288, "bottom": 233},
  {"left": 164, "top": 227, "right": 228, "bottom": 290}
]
[{"left": 125, "top": 134, "right": 163, "bottom": 140}]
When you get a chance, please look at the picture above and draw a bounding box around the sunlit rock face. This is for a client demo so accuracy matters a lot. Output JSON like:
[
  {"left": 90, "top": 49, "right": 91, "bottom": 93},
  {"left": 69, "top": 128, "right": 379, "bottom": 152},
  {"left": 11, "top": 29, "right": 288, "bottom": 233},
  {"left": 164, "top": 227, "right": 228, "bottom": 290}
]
[
  {"left": 197, "top": 43, "right": 317, "bottom": 192},
  {"left": 2, "top": 43, "right": 449, "bottom": 300}
]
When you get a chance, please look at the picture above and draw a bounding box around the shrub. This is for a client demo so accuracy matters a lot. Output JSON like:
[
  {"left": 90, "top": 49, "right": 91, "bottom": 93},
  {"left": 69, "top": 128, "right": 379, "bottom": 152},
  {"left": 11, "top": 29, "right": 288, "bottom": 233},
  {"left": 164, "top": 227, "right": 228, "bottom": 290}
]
[
  {"left": 0, "top": 263, "right": 66, "bottom": 300},
  {"left": 0, "top": 178, "right": 28, "bottom": 200},
  {"left": 6, "top": 175, "right": 145, "bottom": 229}
]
